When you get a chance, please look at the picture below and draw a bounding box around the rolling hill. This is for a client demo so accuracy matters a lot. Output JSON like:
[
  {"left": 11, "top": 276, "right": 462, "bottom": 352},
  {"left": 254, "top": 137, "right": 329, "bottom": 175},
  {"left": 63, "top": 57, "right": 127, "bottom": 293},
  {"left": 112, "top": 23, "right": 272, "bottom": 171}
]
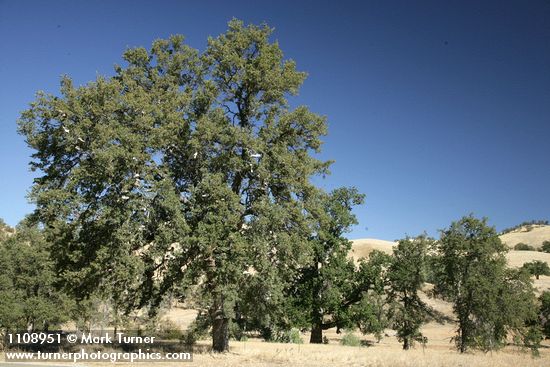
[
  {"left": 499, "top": 224, "right": 550, "bottom": 249},
  {"left": 350, "top": 225, "right": 550, "bottom": 297}
]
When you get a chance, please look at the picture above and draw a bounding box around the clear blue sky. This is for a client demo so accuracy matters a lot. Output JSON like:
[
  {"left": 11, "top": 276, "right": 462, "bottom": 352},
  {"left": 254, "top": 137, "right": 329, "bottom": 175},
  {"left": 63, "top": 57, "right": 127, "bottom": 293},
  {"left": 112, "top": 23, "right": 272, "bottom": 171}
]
[{"left": 1, "top": 0, "right": 549, "bottom": 240}]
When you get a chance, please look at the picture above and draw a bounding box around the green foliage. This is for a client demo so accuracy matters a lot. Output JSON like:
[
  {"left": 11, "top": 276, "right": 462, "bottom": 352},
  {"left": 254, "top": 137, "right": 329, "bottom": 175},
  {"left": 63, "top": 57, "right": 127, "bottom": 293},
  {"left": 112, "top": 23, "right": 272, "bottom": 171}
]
[
  {"left": 262, "top": 326, "right": 303, "bottom": 344},
  {"left": 540, "top": 291, "right": 550, "bottom": 339},
  {"left": 387, "top": 236, "right": 432, "bottom": 349},
  {"left": 182, "top": 312, "right": 210, "bottom": 346},
  {"left": 541, "top": 241, "right": 550, "bottom": 253},
  {"left": 18, "top": 19, "right": 330, "bottom": 352},
  {"left": 274, "top": 328, "right": 303, "bottom": 344},
  {"left": 0, "top": 220, "right": 73, "bottom": 335},
  {"left": 340, "top": 331, "right": 361, "bottom": 347},
  {"left": 71, "top": 296, "right": 110, "bottom": 332},
  {"left": 514, "top": 242, "right": 535, "bottom": 251},
  {"left": 350, "top": 251, "right": 392, "bottom": 342},
  {"left": 287, "top": 187, "right": 365, "bottom": 343},
  {"left": 432, "top": 215, "right": 539, "bottom": 353},
  {"left": 522, "top": 261, "right": 550, "bottom": 280}
]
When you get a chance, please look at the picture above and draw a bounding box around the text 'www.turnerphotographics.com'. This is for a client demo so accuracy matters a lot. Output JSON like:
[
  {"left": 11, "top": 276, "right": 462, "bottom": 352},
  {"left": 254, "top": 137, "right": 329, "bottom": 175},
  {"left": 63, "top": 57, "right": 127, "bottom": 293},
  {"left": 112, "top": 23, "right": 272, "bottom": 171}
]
[{"left": 4, "top": 331, "right": 193, "bottom": 363}]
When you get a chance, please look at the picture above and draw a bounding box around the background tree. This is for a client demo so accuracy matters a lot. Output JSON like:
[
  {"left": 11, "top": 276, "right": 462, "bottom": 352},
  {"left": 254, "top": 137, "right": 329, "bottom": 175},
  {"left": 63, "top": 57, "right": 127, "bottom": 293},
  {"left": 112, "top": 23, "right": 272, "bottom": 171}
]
[
  {"left": 0, "top": 219, "right": 72, "bottom": 336},
  {"left": 288, "top": 187, "right": 364, "bottom": 343},
  {"left": 522, "top": 260, "right": 550, "bottom": 280},
  {"left": 349, "top": 250, "right": 392, "bottom": 342},
  {"left": 387, "top": 236, "right": 432, "bottom": 350},
  {"left": 499, "top": 268, "right": 542, "bottom": 355},
  {"left": 432, "top": 215, "right": 539, "bottom": 352},
  {"left": 540, "top": 291, "right": 550, "bottom": 339},
  {"left": 540, "top": 241, "right": 550, "bottom": 253},
  {"left": 18, "top": 20, "right": 329, "bottom": 352}
]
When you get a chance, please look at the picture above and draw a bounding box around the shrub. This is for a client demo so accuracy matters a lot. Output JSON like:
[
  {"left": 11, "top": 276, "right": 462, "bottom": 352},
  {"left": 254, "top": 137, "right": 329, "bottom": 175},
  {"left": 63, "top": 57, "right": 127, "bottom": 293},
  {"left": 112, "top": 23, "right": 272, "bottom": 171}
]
[
  {"left": 229, "top": 321, "right": 248, "bottom": 341},
  {"left": 522, "top": 261, "right": 550, "bottom": 280},
  {"left": 264, "top": 327, "right": 303, "bottom": 344},
  {"left": 340, "top": 332, "right": 361, "bottom": 347},
  {"left": 182, "top": 313, "right": 209, "bottom": 345},
  {"left": 541, "top": 241, "right": 550, "bottom": 254},
  {"left": 156, "top": 319, "right": 184, "bottom": 340},
  {"left": 276, "top": 328, "right": 303, "bottom": 344},
  {"left": 514, "top": 243, "right": 535, "bottom": 251}
]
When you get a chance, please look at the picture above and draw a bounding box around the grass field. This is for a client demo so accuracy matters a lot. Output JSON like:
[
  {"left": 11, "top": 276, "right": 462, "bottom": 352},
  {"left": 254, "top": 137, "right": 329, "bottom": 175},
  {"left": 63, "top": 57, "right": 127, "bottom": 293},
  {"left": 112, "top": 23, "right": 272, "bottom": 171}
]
[
  {"left": 147, "top": 303, "right": 550, "bottom": 367},
  {"left": 3, "top": 334, "right": 547, "bottom": 367}
]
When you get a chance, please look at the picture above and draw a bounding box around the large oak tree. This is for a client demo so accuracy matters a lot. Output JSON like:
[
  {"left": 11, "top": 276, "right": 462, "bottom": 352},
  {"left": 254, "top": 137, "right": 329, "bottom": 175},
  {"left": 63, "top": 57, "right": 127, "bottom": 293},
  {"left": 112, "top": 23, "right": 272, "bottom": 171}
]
[{"left": 18, "top": 20, "right": 329, "bottom": 352}]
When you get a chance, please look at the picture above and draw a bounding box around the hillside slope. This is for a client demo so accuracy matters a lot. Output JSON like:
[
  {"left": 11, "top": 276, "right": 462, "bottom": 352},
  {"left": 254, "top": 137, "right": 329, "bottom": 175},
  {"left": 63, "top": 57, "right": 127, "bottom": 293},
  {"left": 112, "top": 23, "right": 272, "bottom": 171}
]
[
  {"left": 350, "top": 238, "right": 395, "bottom": 260},
  {"left": 499, "top": 224, "right": 550, "bottom": 249}
]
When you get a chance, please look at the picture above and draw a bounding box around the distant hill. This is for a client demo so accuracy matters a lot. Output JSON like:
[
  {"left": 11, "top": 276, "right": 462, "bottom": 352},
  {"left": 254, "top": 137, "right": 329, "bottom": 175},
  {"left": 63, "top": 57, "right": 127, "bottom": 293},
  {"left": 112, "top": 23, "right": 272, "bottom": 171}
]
[
  {"left": 350, "top": 238, "right": 396, "bottom": 261},
  {"left": 500, "top": 220, "right": 548, "bottom": 235},
  {"left": 350, "top": 234, "right": 550, "bottom": 295},
  {"left": 350, "top": 224, "right": 550, "bottom": 258},
  {"left": 499, "top": 224, "right": 550, "bottom": 249}
]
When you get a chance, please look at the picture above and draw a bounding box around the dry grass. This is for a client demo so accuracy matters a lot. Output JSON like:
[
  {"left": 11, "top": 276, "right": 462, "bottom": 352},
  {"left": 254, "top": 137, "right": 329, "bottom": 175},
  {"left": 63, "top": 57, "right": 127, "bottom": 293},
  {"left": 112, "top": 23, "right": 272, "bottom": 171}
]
[
  {"left": 184, "top": 339, "right": 550, "bottom": 367},
  {"left": 8, "top": 335, "right": 547, "bottom": 367},
  {"left": 506, "top": 250, "right": 550, "bottom": 268},
  {"left": 500, "top": 225, "right": 550, "bottom": 249},
  {"left": 350, "top": 239, "right": 396, "bottom": 260},
  {"left": 419, "top": 285, "right": 454, "bottom": 316},
  {"left": 162, "top": 307, "right": 198, "bottom": 330}
]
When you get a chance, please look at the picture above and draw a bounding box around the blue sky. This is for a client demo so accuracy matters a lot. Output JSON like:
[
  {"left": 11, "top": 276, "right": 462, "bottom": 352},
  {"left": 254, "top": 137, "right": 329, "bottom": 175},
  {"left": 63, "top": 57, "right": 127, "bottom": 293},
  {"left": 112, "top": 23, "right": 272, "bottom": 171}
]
[{"left": 1, "top": 0, "right": 549, "bottom": 240}]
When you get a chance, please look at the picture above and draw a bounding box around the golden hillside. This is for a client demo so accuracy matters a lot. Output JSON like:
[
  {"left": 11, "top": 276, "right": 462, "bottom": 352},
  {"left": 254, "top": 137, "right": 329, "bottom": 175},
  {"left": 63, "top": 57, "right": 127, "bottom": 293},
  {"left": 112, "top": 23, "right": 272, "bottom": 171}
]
[
  {"left": 350, "top": 237, "right": 550, "bottom": 296},
  {"left": 499, "top": 224, "right": 550, "bottom": 249},
  {"left": 350, "top": 238, "right": 396, "bottom": 260}
]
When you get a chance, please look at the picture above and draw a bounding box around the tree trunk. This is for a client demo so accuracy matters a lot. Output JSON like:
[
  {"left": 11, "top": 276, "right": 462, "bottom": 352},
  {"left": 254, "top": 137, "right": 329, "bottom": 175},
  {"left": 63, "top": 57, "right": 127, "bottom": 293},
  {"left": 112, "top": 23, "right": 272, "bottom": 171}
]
[
  {"left": 403, "top": 338, "right": 410, "bottom": 350},
  {"left": 459, "top": 327, "right": 467, "bottom": 353},
  {"left": 310, "top": 322, "right": 323, "bottom": 343},
  {"left": 212, "top": 317, "right": 229, "bottom": 352}
]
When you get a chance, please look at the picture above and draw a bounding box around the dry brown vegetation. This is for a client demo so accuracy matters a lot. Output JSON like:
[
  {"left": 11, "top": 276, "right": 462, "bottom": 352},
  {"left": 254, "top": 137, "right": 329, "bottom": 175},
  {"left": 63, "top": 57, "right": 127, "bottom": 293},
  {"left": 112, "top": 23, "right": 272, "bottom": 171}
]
[
  {"left": 5, "top": 333, "right": 547, "bottom": 367},
  {"left": 500, "top": 225, "right": 550, "bottom": 249},
  {"left": 506, "top": 250, "right": 550, "bottom": 268},
  {"left": 350, "top": 238, "right": 396, "bottom": 259}
]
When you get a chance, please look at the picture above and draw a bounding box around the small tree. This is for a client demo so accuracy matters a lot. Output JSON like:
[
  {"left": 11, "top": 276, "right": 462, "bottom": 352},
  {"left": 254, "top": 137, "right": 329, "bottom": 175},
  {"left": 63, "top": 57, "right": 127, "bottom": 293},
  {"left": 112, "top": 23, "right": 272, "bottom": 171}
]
[
  {"left": 541, "top": 241, "right": 550, "bottom": 253},
  {"left": 522, "top": 261, "right": 550, "bottom": 280},
  {"left": 387, "top": 236, "right": 432, "bottom": 350}
]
